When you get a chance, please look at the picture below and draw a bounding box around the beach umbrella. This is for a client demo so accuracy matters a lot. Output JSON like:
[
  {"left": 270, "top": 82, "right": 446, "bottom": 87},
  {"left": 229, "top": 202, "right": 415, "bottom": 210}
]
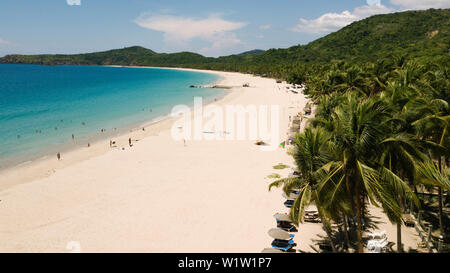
[
  {"left": 268, "top": 228, "right": 293, "bottom": 240},
  {"left": 282, "top": 192, "right": 299, "bottom": 200},
  {"left": 273, "top": 213, "right": 291, "bottom": 222},
  {"left": 261, "top": 248, "right": 284, "bottom": 253}
]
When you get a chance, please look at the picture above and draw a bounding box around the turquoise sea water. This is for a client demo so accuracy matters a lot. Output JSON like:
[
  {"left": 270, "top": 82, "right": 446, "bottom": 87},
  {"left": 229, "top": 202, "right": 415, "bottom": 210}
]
[{"left": 0, "top": 64, "right": 223, "bottom": 169}]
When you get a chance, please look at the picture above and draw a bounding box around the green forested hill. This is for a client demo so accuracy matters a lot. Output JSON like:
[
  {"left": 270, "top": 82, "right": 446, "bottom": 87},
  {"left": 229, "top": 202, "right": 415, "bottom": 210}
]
[
  {"left": 1, "top": 9, "right": 449, "bottom": 75},
  {"left": 258, "top": 8, "right": 450, "bottom": 64},
  {"left": 238, "top": 49, "right": 265, "bottom": 56}
]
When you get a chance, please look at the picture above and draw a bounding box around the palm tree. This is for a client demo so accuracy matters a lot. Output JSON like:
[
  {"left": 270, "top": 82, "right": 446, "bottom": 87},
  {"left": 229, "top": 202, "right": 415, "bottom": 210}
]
[
  {"left": 337, "top": 65, "right": 369, "bottom": 97},
  {"left": 413, "top": 113, "right": 449, "bottom": 240},
  {"left": 317, "top": 93, "right": 406, "bottom": 253},
  {"left": 378, "top": 133, "right": 423, "bottom": 252},
  {"left": 283, "top": 57, "right": 448, "bottom": 253},
  {"left": 365, "top": 61, "right": 390, "bottom": 97},
  {"left": 269, "top": 127, "right": 338, "bottom": 252}
]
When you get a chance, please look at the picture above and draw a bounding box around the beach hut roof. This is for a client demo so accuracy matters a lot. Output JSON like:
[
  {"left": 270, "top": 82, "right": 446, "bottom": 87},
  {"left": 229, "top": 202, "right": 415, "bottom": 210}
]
[
  {"left": 273, "top": 213, "right": 291, "bottom": 222},
  {"left": 268, "top": 228, "right": 292, "bottom": 240}
]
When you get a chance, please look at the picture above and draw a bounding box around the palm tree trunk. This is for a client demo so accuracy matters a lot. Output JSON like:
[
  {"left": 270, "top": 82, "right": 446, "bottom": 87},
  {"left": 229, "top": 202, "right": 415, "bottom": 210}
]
[
  {"left": 343, "top": 214, "right": 350, "bottom": 251},
  {"left": 438, "top": 186, "right": 444, "bottom": 237},
  {"left": 345, "top": 175, "right": 356, "bottom": 216},
  {"left": 361, "top": 196, "right": 366, "bottom": 226},
  {"left": 322, "top": 220, "right": 337, "bottom": 253},
  {"left": 314, "top": 194, "right": 337, "bottom": 252},
  {"left": 413, "top": 185, "right": 419, "bottom": 212},
  {"left": 438, "top": 157, "right": 445, "bottom": 239},
  {"left": 397, "top": 193, "right": 405, "bottom": 253},
  {"left": 397, "top": 222, "right": 403, "bottom": 253},
  {"left": 355, "top": 184, "right": 364, "bottom": 253}
]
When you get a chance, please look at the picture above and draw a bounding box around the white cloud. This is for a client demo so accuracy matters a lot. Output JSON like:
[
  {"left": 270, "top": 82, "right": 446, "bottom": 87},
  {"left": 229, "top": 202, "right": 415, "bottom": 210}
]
[
  {"left": 259, "top": 24, "right": 271, "bottom": 30},
  {"left": 135, "top": 14, "right": 246, "bottom": 41},
  {"left": 199, "top": 32, "right": 243, "bottom": 56},
  {"left": 66, "top": 0, "right": 81, "bottom": 6},
  {"left": 292, "top": 4, "right": 395, "bottom": 34},
  {"left": 390, "top": 0, "right": 450, "bottom": 9},
  {"left": 135, "top": 14, "right": 246, "bottom": 56}
]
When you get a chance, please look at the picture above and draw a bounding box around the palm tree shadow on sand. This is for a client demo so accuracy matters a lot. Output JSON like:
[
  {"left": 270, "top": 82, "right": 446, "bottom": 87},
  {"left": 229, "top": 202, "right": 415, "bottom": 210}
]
[{"left": 304, "top": 210, "right": 421, "bottom": 253}]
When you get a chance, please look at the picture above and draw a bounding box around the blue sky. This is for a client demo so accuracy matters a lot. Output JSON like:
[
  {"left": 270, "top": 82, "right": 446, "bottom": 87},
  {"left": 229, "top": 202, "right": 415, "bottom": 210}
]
[{"left": 0, "top": 0, "right": 449, "bottom": 57}]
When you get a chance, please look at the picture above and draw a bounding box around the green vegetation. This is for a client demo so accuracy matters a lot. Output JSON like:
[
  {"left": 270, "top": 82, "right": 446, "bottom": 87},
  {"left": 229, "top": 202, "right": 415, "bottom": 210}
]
[
  {"left": 270, "top": 57, "right": 449, "bottom": 253},
  {"left": 0, "top": 46, "right": 211, "bottom": 67},
  {"left": 273, "top": 163, "right": 290, "bottom": 170},
  {"left": 237, "top": 49, "right": 265, "bottom": 56},
  {"left": 1, "top": 9, "right": 449, "bottom": 80},
  {"left": 267, "top": 173, "right": 281, "bottom": 179}
]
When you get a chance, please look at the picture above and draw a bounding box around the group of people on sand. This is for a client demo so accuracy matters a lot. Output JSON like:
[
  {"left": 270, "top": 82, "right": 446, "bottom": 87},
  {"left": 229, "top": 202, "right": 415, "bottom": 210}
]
[
  {"left": 58, "top": 137, "right": 134, "bottom": 161},
  {"left": 109, "top": 137, "right": 133, "bottom": 148},
  {"left": 56, "top": 123, "right": 151, "bottom": 161}
]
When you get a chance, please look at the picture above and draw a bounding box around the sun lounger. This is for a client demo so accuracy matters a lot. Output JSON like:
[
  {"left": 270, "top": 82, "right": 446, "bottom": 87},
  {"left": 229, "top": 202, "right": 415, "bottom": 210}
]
[
  {"left": 273, "top": 238, "right": 295, "bottom": 245},
  {"left": 284, "top": 200, "right": 294, "bottom": 208},
  {"left": 277, "top": 221, "right": 298, "bottom": 232},
  {"left": 304, "top": 216, "right": 321, "bottom": 223},
  {"left": 367, "top": 237, "right": 389, "bottom": 253},
  {"left": 271, "top": 244, "right": 293, "bottom": 251},
  {"left": 368, "top": 230, "right": 386, "bottom": 240},
  {"left": 271, "top": 239, "right": 296, "bottom": 251}
]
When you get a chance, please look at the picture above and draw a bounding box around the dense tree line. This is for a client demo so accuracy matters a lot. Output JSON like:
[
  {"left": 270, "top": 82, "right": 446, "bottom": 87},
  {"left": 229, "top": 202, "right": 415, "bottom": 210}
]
[{"left": 271, "top": 56, "right": 449, "bottom": 253}]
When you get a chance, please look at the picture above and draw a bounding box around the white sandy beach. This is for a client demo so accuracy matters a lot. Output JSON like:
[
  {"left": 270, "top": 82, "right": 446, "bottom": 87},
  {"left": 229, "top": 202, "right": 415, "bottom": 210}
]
[{"left": 0, "top": 69, "right": 420, "bottom": 253}]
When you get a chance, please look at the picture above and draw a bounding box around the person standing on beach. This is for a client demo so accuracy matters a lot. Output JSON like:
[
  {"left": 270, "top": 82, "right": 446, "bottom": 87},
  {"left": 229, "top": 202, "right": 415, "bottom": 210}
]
[
  {"left": 57, "top": 152, "right": 61, "bottom": 161},
  {"left": 129, "top": 138, "right": 132, "bottom": 147}
]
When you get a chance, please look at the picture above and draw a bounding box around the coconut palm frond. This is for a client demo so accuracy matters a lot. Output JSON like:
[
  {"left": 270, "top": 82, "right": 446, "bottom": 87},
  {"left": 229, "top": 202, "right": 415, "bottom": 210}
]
[
  {"left": 317, "top": 163, "right": 343, "bottom": 192},
  {"left": 379, "top": 166, "right": 420, "bottom": 208},
  {"left": 416, "top": 161, "right": 450, "bottom": 190},
  {"left": 290, "top": 184, "right": 311, "bottom": 225},
  {"left": 356, "top": 160, "right": 382, "bottom": 207},
  {"left": 268, "top": 177, "right": 301, "bottom": 192}
]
